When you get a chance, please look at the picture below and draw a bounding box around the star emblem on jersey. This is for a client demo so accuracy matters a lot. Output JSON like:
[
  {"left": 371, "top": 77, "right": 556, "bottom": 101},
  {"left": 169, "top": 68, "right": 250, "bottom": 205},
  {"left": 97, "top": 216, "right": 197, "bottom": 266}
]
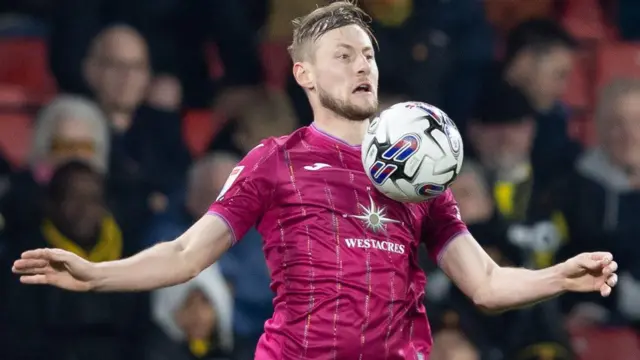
[{"left": 350, "top": 195, "right": 400, "bottom": 233}]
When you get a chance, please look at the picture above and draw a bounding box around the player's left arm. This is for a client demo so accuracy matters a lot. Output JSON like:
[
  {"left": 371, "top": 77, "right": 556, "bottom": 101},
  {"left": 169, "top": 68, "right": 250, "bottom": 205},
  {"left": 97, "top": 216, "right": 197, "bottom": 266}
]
[{"left": 423, "top": 190, "right": 619, "bottom": 313}]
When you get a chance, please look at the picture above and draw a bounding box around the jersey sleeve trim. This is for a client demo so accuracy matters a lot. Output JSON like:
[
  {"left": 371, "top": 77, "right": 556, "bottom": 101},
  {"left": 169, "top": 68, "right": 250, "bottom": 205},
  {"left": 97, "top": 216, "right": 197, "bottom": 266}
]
[
  {"left": 206, "top": 211, "right": 238, "bottom": 246},
  {"left": 436, "top": 230, "right": 469, "bottom": 265}
]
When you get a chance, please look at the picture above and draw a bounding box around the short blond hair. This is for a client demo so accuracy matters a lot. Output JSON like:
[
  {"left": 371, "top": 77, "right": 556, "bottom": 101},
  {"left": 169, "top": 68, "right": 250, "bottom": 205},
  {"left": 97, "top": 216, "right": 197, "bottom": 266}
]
[{"left": 287, "top": 1, "right": 376, "bottom": 62}]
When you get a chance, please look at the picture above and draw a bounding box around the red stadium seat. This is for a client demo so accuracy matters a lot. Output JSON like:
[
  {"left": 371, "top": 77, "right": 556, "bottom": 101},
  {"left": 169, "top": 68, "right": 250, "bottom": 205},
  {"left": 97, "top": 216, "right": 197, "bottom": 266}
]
[
  {"left": 182, "top": 109, "right": 225, "bottom": 157},
  {"left": 484, "top": 0, "right": 555, "bottom": 33},
  {"left": 0, "top": 85, "right": 30, "bottom": 108},
  {"left": 562, "top": 0, "right": 611, "bottom": 43},
  {"left": 0, "top": 113, "right": 33, "bottom": 167},
  {"left": 563, "top": 52, "right": 592, "bottom": 111},
  {"left": 261, "top": 42, "right": 290, "bottom": 90},
  {"left": 571, "top": 327, "right": 640, "bottom": 360},
  {"left": 0, "top": 38, "right": 57, "bottom": 104},
  {"left": 594, "top": 42, "right": 640, "bottom": 93}
]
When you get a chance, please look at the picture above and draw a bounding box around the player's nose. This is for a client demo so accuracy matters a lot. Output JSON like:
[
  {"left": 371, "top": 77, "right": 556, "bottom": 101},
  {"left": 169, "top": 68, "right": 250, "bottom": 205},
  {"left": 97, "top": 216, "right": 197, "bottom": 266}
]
[{"left": 355, "top": 54, "right": 371, "bottom": 75}]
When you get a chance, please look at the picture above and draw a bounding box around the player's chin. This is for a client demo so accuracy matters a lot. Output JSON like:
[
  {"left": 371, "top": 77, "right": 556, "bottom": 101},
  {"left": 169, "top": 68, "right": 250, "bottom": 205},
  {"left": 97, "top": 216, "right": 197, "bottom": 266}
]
[{"left": 350, "top": 97, "right": 378, "bottom": 113}]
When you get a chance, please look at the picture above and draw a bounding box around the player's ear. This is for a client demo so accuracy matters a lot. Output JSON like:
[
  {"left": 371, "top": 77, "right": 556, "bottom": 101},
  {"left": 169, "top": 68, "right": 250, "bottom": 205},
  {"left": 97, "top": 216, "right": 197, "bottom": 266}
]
[{"left": 293, "top": 62, "right": 314, "bottom": 90}]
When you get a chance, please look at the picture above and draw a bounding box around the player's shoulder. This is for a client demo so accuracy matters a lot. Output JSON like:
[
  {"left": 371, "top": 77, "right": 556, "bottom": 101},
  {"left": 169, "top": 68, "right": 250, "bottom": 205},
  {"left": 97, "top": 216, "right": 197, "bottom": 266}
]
[
  {"left": 243, "top": 126, "right": 312, "bottom": 163},
  {"left": 415, "top": 189, "right": 456, "bottom": 212},
  {"left": 255, "top": 126, "right": 313, "bottom": 152}
]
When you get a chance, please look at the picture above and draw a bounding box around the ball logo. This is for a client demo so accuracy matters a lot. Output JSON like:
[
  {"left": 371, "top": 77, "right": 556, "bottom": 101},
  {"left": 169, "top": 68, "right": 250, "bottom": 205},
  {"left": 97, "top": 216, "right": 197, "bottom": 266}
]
[
  {"left": 444, "top": 120, "right": 462, "bottom": 160},
  {"left": 367, "top": 117, "right": 380, "bottom": 134},
  {"left": 416, "top": 183, "right": 446, "bottom": 197},
  {"left": 368, "top": 134, "right": 420, "bottom": 185}
]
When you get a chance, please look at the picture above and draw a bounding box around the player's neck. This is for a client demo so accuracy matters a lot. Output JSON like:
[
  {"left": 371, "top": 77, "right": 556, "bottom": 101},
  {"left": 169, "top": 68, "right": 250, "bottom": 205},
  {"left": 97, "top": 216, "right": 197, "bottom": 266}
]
[{"left": 313, "top": 116, "right": 369, "bottom": 146}]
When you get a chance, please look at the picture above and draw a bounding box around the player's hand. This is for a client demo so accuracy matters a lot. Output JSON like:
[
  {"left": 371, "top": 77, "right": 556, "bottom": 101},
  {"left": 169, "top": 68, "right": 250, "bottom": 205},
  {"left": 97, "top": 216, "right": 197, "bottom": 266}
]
[
  {"left": 560, "top": 252, "right": 618, "bottom": 297},
  {"left": 12, "top": 248, "right": 97, "bottom": 292}
]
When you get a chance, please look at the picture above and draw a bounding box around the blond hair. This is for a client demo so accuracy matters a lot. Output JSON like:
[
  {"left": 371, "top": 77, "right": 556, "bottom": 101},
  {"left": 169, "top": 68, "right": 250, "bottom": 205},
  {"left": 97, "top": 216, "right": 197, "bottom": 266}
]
[{"left": 287, "top": 1, "right": 375, "bottom": 62}]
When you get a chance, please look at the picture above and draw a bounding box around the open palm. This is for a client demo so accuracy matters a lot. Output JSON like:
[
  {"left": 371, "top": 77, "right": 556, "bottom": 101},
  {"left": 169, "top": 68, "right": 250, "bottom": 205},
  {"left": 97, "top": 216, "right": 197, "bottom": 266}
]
[
  {"left": 561, "top": 252, "right": 618, "bottom": 297},
  {"left": 12, "top": 248, "right": 96, "bottom": 292}
]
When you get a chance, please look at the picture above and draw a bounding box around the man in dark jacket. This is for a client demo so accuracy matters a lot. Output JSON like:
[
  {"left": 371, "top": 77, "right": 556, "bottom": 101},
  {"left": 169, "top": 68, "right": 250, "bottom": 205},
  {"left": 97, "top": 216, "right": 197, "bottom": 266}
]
[
  {"left": 552, "top": 78, "right": 640, "bottom": 329},
  {"left": 0, "top": 161, "right": 149, "bottom": 360}
]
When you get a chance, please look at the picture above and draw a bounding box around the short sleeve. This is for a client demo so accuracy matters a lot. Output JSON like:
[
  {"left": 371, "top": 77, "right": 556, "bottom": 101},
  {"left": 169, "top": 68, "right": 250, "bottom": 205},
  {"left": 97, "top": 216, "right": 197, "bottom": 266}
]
[
  {"left": 207, "top": 140, "right": 279, "bottom": 244},
  {"left": 421, "top": 189, "right": 469, "bottom": 263}
]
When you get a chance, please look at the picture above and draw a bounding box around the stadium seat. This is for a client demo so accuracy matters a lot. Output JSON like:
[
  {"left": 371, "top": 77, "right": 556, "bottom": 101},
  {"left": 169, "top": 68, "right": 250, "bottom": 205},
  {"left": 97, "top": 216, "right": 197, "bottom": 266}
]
[
  {"left": 484, "top": 0, "right": 555, "bottom": 33},
  {"left": 571, "top": 327, "right": 640, "bottom": 360},
  {"left": 594, "top": 42, "right": 640, "bottom": 93},
  {"left": 0, "top": 38, "right": 56, "bottom": 104},
  {"left": 0, "top": 85, "right": 30, "bottom": 108},
  {"left": 261, "top": 42, "right": 289, "bottom": 90},
  {"left": 562, "top": 52, "right": 592, "bottom": 111},
  {"left": 182, "top": 109, "right": 224, "bottom": 157},
  {"left": 0, "top": 113, "right": 33, "bottom": 167},
  {"left": 562, "top": 0, "right": 611, "bottom": 43}
]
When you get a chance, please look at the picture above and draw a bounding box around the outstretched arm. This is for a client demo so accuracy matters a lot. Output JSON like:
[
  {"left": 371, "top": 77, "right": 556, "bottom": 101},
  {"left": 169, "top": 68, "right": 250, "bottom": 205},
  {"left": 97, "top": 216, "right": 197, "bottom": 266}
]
[
  {"left": 438, "top": 233, "right": 618, "bottom": 313},
  {"left": 13, "top": 215, "right": 232, "bottom": 292},
  {"left": 91, "top": 215, "right": 231, "bottom": 291}
]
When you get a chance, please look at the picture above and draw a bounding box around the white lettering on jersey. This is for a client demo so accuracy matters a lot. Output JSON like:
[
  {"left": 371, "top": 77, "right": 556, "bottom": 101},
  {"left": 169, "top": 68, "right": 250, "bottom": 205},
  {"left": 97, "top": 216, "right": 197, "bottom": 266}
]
[
  {"left": 216, "top": 166, "right": 244, "bottom": 201},
  {"left": 304, "top": 163, "right": 331, "bottom": 171},
  {"left": 344, "top": 238, "right": 406, "bottom": 254}
]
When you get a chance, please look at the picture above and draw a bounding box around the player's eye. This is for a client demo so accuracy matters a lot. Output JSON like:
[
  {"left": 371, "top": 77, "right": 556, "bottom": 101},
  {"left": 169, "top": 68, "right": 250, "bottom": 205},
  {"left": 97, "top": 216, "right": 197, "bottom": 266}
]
[
  {"left": 338, "top": 53, "right": 350, "bottom": 60},
  {"left": 365, "top": 54, "right": 375, "bottom": 61}
]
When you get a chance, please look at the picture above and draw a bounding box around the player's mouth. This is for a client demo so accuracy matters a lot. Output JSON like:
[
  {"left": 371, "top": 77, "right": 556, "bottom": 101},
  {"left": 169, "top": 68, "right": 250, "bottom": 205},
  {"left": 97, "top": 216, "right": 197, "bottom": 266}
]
[{"left": 352, "top": 82, "right": 373, "bottom": 94}]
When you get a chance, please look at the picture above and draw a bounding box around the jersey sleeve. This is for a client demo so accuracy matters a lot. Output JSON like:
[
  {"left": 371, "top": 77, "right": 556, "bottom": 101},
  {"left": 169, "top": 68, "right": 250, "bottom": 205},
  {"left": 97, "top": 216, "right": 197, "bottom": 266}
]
[
  {"left": 207, "top": 140, "right": 279, "bottom": 245},
  {"left": 421, "top": 189, "right": 469, "bottom": 264}
]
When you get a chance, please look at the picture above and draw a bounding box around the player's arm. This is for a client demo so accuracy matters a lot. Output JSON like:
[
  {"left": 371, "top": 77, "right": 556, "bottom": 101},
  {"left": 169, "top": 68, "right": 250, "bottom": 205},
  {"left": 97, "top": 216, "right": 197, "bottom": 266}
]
[
  {"left": 423, "top": 190, "right": 618, "bottom": 313},
  {"left": 438, "top": 233, "right": 566, "bottom": 312},
  {"left": 91, "top": 215, "right": 232, "bottom": 291},
  {"left": 14, "top": 140, "right": 279, "bottom": 292}
]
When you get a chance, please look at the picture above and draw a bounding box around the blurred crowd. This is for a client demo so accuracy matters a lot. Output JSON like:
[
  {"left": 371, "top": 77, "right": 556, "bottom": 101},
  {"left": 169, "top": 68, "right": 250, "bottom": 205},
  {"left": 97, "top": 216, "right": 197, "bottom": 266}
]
[{"left": 1, "top": 0, "right": 640, "bottom": 360}]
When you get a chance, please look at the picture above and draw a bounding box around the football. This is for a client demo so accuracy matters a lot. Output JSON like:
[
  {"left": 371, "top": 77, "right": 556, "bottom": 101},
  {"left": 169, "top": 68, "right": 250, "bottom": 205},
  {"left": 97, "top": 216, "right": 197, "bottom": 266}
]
[{"left": 361, "top": 101, "right": 464, "bottom": 203}]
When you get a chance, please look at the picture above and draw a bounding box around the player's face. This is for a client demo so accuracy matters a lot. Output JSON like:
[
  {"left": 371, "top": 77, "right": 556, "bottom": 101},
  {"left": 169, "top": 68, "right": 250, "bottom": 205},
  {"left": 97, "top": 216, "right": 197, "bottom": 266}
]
[
  {"left": 312, "top": 25, "right": 379, "bottom": 121},
  {"left": 605, "top": 92, "right": 640, "bottom": 170}
]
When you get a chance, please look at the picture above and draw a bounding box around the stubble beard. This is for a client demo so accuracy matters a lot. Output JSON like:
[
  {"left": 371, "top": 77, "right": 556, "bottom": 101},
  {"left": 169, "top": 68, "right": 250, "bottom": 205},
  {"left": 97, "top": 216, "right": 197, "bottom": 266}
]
[{"left": 318, "top": 86, "right": 377, "bottom": 121}]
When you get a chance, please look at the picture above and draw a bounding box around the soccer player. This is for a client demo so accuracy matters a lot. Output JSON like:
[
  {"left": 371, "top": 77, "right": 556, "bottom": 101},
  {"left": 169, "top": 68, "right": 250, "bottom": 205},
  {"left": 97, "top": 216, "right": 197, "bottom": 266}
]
[{"left": 13, "top": 2, "right": 618, "bottom": 359}]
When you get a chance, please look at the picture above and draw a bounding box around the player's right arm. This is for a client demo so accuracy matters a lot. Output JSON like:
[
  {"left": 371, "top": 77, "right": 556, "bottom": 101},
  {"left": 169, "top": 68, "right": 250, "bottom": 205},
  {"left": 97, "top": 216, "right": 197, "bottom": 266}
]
[
  {"left": 13, "top": 215, "right": 232, "bottom": 292},
  {"left": 12, "top": 139, "right": 280, "bottom": 292}
]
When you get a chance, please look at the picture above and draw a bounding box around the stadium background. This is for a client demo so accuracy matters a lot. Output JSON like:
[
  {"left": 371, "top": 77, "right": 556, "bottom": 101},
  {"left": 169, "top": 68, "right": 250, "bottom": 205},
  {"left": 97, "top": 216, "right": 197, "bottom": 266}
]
[{"left": 1, "top": 0, "right": 640, "bottom": 359}]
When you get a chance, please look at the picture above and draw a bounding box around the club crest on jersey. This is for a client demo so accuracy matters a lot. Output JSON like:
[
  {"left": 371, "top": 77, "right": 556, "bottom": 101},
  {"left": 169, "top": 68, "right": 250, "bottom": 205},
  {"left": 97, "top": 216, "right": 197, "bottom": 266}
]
[{"left": 348, "top": 194, "right": 400, "bottom": 233}]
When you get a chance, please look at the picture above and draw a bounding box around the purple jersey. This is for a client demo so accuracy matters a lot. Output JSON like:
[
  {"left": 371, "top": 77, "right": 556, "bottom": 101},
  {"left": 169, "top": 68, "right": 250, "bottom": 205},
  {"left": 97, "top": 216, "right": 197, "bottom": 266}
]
[{"left": 208, "top": 124, "right": 468, "bottom": 360}]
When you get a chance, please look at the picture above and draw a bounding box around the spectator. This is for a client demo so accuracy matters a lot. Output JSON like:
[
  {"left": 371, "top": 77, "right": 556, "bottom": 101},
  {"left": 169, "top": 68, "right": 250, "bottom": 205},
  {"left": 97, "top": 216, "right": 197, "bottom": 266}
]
[
  {"left": 427, "top": 161, "right": 574, "bottom": 360},
  {"left": 0, "top": 95, "right": 109, "bottom": 242},
  {"left": 144, "top": 152, "right": 273, "bottom": 360},
  {"left": 0, "top": 161, "right": 148, "bottom": 360},
  {"left": 50, "top": 0, "right": 263, "bottom": 109},
  {"left": 84, "top": 24, "right": 191, "bottom": 195},
  {"left": 496, "top": 19, "right": 581, "bottom": 184},
  {"left": 148, "top": 265, "right": 233, "bottom": 360},
  {"left": 552, "top": 78, "right": 640, "bottom": 329},
  {"left": 80, "top": 24, "right": 192, "bottom": 243},
  {"left": 143, "top": 152, "right": 239, "bottom": 247},
  {"left": 209, "top": 90, "right": 297, "bottom": 155},
  {"left": 468, "top": 79, "right": 567, "bottom": 270}
]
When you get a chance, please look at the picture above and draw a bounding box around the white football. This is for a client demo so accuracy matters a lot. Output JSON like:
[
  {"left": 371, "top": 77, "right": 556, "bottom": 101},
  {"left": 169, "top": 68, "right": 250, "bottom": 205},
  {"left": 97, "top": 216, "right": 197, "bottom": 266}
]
[{"left": 361, "top": 101, "right": 464, "bottom": 203}]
